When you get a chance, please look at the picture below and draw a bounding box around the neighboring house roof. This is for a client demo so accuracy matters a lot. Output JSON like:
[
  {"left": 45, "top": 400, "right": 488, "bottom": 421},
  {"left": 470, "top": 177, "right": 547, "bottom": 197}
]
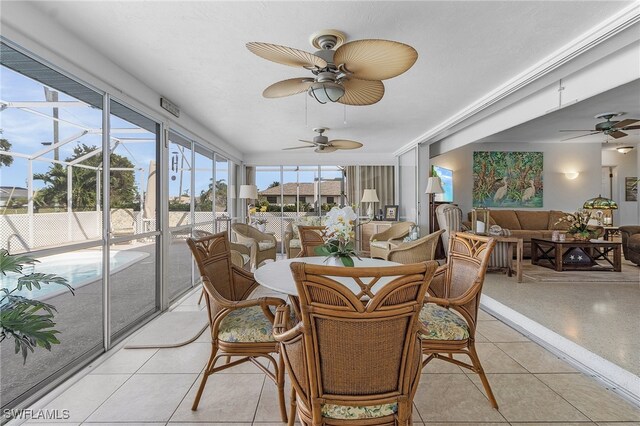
[
  {"left": 259, "top": 181, "right": 342, "bottom": 197},
  {"left": 0, "top": 186, "right": 28, "bottom": 200}
]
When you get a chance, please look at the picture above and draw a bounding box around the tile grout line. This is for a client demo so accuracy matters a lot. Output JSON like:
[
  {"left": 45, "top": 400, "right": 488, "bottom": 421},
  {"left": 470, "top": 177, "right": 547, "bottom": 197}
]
[
  {"left": 251, "top": 374, "right": 268, "bottom": 425},
  {"left": 165, "top": 370, "right": 201, "bottom": 424}
]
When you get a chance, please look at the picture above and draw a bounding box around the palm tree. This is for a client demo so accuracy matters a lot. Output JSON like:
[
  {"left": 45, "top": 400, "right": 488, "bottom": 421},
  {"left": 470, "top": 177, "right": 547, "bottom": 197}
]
[{"left": 0, "top": 130, "right": 13, "bottom": 168}]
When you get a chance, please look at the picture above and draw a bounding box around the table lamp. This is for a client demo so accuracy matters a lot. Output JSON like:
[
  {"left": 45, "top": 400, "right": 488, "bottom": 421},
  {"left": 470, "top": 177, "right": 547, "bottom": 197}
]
[
  {"left": 583, "top": 194, "right": 617, "bottom": 226},
  {"left": 425, "top": 176, "right": 444, "bottom": 233},
  {"left": 361, "top": 189, "right": 379, "bottom": 220},
  {"left": 239, "top": 184, "right": 258, "bottom": 222}
]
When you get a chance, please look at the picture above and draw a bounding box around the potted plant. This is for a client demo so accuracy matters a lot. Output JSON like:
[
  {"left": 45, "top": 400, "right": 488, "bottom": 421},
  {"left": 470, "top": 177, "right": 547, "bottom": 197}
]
[
  {"left": 555, "top": 210, "right": 593, "bottom": 241},
  {"left": 250, "top": 204, "right": 268, "bottom": 232},
  {"left": 316, "top": 206, "right": 361, "bottom": 267},
  {"left": 0, "top": 249, "right": 74, "bottom": 363}
]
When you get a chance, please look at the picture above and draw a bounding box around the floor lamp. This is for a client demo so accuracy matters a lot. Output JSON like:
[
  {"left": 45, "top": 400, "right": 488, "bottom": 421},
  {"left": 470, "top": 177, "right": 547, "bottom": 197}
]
[
  {"left": 239, "top": 184, "right": 258, "bottom": 224},
  {"left": 425, "top": 176, "right": 444, "bottom": 234}
]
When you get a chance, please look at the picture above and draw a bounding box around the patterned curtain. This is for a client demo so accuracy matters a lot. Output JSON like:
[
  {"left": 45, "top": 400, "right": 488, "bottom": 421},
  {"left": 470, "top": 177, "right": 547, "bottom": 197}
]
[{"left": 346, "top": 166, "right": 395, "bottom": 217}]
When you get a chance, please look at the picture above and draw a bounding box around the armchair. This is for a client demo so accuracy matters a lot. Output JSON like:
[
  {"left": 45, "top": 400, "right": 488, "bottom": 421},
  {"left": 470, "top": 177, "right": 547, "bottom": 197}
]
[
  {"left": 186, "top": 231, "right": 288, "bottom": 421},
  {"left": 420, "top": 232, "right": 498, "bottom": 409},
  {"left": 231, "top": 223, "right": 277, "bottom": 269},
  {"left": 297, "top": 225, "right": 326, "bottom": 257},
  {"left": 386, "top": 230, "right": 444, "bottom": 264},
  {"left": 620, "top": 226, "right": 640, "bottom": 266},
  {"left": 273, "top": 260, "right": 438, "bottom": 426},
  {"left": 369, "top": 221, "right": 415, "bottom": 259}
]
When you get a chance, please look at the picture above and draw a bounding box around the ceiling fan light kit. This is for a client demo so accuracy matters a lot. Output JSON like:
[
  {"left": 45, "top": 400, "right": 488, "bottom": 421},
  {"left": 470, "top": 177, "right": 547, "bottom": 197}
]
[{"left": 247, "top": 29, "right": 417, "bottom": 106}]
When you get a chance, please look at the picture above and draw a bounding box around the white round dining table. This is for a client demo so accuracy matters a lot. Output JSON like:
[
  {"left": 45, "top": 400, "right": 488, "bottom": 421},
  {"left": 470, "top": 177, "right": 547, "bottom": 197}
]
[{"left": 254, "top": 256, "right": 400, "bottom": 296}]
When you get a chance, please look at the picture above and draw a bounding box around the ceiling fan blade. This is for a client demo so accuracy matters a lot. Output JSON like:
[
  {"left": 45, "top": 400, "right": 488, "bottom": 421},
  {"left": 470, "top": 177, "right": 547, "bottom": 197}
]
[
  {"left": 330, "top": 139, "right": 363, "bottom": 150},
  {"left": 612, "top": 119, "right": 639, "bottom": 129},
  {"left": 558, "top": 130, "right": 598, "bottom": 132},
  {"left": 561, "top": 132, "right": 601, "bottom": 141},
  {"left": 283, "top": 146, "right": 314, "bottom": 151},
  {"left": 621, "top": 125, "right": 640, "bottom": 130},
  {"left": 609, "top": 130, "right": 628, "bottom": 139},
  {"left": 338, "top": 78, "right": 385, "bottom": 106},
  {"left": 263, "top": 78, "right": 314, "bottom": 98},
  {"left": 246, "top": 42, "right": 327, "bottom": 69},
  {"left": 334, "top": 39, "right": 418, "bottom": 81},
  {"left": 298, "top": 139, "right": 317, "bottom": 145},
  {"left": 315, "top": 146, "right": 338, "bottom": 153}
]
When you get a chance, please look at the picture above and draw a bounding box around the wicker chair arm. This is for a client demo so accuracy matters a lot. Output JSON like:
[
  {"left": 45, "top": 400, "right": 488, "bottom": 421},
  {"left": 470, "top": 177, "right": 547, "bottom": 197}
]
[
  {"left": 230, "top": 241, "right": 251, "bottom": 257},
  {"left": 424, "top": 296, "right": 451, "bottom": 308},
  {"left": 272, "top": 305, "right": 304, "bottom": 342}
]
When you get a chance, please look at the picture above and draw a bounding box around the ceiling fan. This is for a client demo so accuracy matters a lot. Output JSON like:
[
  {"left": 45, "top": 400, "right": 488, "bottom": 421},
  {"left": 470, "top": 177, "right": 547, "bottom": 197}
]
[
  {"left": 559, "top": 112, "right": 640, "bottom": 141},
  {"left": 283, "top": 127, "right": 363, "bottom": 153},
  {"left": 246, "top": 29, "right": 418, "bottom": 106}
]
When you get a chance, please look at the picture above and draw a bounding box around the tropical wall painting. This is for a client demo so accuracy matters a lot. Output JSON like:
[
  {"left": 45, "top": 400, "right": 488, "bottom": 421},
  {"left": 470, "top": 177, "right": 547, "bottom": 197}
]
[{"left": 473, "top": 151, "right": 543, "bottom": 208}]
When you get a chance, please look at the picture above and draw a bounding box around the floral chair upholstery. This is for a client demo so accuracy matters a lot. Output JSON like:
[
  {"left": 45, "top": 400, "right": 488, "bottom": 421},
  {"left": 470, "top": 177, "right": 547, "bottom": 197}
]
[
  {"left": 273, "top": 260, "right": 438, "bottom": 426},
  {"left": 420, "top": 232, "right": 498, "bottom": 409},
  {"left": 369, "top": 221, "right": 415, "bottom": 259},
  {"left": 186, "top": 231, "right": 288, "bottom": 421},
  {"left": 284, "top": 216, "right": 324, "bottom": 258},
  {"left": 232, "top": 223, "right": 277, "bottom": 269}
]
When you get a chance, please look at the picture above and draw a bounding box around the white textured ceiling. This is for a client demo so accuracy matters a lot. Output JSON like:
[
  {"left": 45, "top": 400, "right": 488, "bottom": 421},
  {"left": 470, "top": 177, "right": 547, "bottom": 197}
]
[
  {"left": 32, "top": 1, "right": 633, "bottom": 160},
  {"left": 475, "top": 79, "right": 640, "bottom": 147}
]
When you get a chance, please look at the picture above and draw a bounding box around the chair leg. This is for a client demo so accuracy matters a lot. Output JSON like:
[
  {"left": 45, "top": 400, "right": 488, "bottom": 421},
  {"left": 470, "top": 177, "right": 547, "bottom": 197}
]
[
  {"left": 277, "top": 353, "right": 288, "bottom": 423},
  {"left": 468, "top": 344, "right": 499, "bottom": 409},
  {"left": 192, "top": 344, "right": 217, "bottom": 411},
  {"left": 287, "top": 386, "right": 297, "bottom": 426}
]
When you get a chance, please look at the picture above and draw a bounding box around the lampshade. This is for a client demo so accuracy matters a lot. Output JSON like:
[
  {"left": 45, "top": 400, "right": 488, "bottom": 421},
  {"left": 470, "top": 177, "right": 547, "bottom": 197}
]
[
  {"left": 238, "top": 184, "right": 258, "bottom": 200},
  {"left": 583, "top": 194, "right": 618, "bottom": 210},
  {"left": 425, "top": 176, "right": 444, "bottom": 194},
  {"left": 361, "top": 189, "right": 379, "bottom": 203}
]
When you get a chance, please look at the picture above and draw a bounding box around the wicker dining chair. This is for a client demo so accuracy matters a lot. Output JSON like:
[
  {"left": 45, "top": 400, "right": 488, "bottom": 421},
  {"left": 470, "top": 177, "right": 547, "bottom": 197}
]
[
  {"left": 231, "top": 223, "right": 277, "bottom": 269},
  {"left": 186, "top": 231, "right": 288, "bottom": 421},
  {"left": 297, "top": 225, "right": 326, "bottom": 257},
  {"left": 386, "top": 230, "right": 445, "bottom": 264},
  {"left": 273, "top": 260, "right": 439, "bottom": 426},
  {"left": 369, "top": 222, "right": 415, "bottom": 259},
  {"left": 419, "top": 232, "right": 498, "bottom": 409}
]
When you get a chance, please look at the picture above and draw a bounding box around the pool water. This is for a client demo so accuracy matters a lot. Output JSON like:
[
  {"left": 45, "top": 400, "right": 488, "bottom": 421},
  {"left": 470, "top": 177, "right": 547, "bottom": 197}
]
[{"left": 0, "top": 249, "right": 149, "bottom": 300}]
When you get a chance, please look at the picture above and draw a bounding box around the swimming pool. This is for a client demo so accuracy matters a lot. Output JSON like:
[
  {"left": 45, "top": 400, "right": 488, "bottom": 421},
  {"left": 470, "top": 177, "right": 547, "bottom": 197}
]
[{"left": 0, "top": 249, "right": 149, "bottom": 301}]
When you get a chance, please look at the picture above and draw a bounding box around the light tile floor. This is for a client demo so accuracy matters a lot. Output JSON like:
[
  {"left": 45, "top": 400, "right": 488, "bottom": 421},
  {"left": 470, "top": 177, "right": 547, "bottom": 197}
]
[{"left": 27, "top": 289, "right": 640, "bottom": 426}]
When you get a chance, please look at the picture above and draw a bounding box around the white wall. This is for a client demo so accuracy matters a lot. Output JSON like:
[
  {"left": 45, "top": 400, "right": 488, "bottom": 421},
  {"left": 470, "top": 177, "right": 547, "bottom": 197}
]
[
  {"left": 602, "top": 149, "right": 639, "bottom": 226},
  {"left": 430, "top": 141, "right": 602, "bottom": 216},
  {"left": 398, "top": 148, "right": 418, "bottom": 222}
]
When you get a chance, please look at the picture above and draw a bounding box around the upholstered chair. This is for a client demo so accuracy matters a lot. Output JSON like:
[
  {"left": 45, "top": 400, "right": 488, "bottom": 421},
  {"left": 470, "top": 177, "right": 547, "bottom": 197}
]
[
  {"left": 386, "top": 230, "right": 445, "bottom": 264},
  {"left": 186, "top": 231, "right": 288, "bottom": 421},
  {"left": 620, "top": 226, "right": 640, "bottom": 266},
  {"left": 420, "top": 232, "right": 499, "bottom": 409},
  {"left": 231, "top": 223, "right": 277, "bottom": 269},
  {"left": 369, "top": 221, "right": 415, "bottom": 259},
  {"left": 273, "top": 260, "right": 438, "bottom": 426}
]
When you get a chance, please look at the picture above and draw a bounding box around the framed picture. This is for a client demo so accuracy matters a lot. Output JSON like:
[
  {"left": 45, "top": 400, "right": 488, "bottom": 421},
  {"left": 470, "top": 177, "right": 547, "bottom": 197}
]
[
  {"left": 625, "top": 177, "right": 638, "bottom": 201},
  {"left": 384, "top": 205, "right": 399, "bottom": 221}
]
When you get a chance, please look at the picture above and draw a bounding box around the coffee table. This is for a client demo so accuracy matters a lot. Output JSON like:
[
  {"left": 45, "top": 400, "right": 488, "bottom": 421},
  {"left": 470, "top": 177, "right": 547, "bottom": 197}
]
[{"left": 531, "top": 237, "right": 621, "bottom": 272}]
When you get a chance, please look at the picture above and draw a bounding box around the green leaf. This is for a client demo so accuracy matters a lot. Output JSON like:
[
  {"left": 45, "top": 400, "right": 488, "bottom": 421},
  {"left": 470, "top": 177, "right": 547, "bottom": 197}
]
[
  {"left": 0, "top": 303, "right": 61, "bottom": 364},
  {"left": 0, "top": 249, "right": 38, "bottom": 275},
  {"left": 315, "top": 246, "right": 331, "bottom": 256},
  {"left": 340, "top": 256, "right": 355, "bottom": 267},
  {"left": 17, "top": 273, "right": 74, "bottom": 294}
]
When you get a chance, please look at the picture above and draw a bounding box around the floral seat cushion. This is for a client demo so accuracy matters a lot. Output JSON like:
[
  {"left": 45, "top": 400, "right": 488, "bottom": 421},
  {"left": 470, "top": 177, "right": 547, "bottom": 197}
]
[
  {"left": 218, "top": 305, "right": 275, "bottom": 343},
  {"left": 419, "top": 303, "right": 469, "bottom": 341},
  {"left": 292, "top": 216, "right": 323, "bottom": 238},
  {"left": 321, "top": 403, "right": 397, "bottom": 420},
  {"left": 289, "top": 238, "right": 301, "bottom": 249},
  {"left": 258, "top": 240, "right": 276, "bottom": 251}
]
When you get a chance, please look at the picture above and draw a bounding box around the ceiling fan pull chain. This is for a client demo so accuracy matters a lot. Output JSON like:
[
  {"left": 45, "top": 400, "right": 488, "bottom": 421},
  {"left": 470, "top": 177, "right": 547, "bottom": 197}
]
[{"left": 344, "top": 104, "right": 347, "bottom": 125}]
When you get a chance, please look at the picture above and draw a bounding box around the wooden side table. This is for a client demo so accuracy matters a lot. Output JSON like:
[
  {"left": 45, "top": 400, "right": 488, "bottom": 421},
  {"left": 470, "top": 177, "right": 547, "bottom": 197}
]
[{"left": 603, "top": 226, "right": 620, "bottom": 241}]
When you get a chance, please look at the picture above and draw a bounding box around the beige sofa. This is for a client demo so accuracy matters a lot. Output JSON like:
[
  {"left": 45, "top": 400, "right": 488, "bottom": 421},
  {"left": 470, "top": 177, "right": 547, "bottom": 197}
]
[{"left": 464, "top": 210, "right": 598, "bottom": 257}]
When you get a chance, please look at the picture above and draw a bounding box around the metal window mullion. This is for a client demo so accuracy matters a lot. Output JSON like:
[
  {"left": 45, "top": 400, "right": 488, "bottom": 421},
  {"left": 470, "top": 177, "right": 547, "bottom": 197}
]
[
  {"left": 280, "top": 166, "right": 284, "bottom": 255},
  {"left": 159, "top": 125, "right": 168, "bottom": 311},
  {"left": 102, "top": 94, "right": 111, "bottom": 352}
]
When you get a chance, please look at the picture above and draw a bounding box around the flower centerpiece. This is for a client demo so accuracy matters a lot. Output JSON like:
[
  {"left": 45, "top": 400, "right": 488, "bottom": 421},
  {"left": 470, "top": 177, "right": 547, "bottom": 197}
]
[
  {"left": 249, "top": 205, "right": 268, "bottom": 232},
  {"left": 555, "top": 209, "right": 593, "bottom": 241},
  {"left": 315, "top": 206, "right": 361, "bottom": 267}
]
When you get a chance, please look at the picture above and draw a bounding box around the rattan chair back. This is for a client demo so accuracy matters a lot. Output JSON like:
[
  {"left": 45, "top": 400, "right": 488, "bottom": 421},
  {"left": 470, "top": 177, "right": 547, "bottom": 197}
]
[
  {"left": 287, "top": 261, "right": 438, "bottom": 424},
  {"left": 297, "top": 225, "right": 326, "bottom": 257},
  {"left": 232, "top": 222, "right": 265, "bottom": 241},
  {"left": 187, "top": 231, "right": 257, "bottom": 306},
  {"left": 443, "top": 232, "right": 496, "bottom": 328}
]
